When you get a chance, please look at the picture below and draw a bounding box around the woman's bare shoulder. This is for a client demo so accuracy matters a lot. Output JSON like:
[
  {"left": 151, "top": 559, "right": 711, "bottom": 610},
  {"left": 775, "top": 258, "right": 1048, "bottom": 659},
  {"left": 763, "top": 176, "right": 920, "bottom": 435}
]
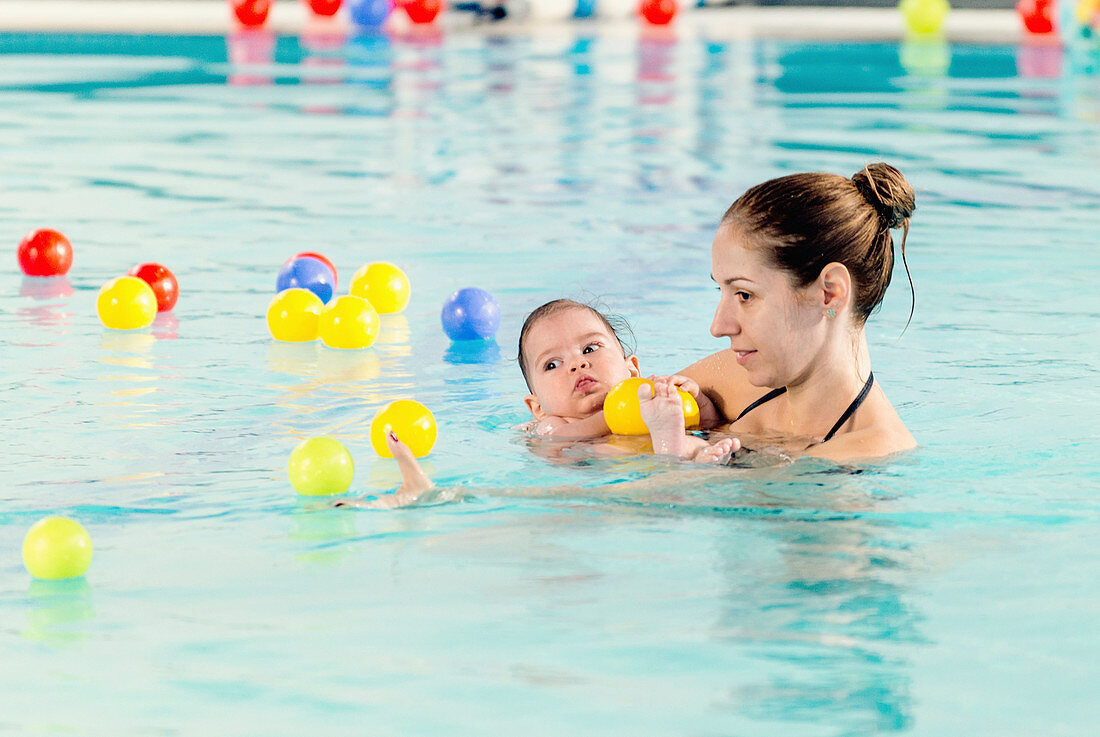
[{"left": 679, "top": 350, "right": 761, "bottom": 423}]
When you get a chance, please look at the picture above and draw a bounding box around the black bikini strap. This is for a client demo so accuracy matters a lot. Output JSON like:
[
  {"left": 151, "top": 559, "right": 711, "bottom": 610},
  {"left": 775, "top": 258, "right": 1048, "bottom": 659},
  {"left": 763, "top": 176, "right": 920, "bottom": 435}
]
[
  {"left": 822, "top": 372, "right": 874, "bottom": 443},
  {"left": 734, "top": 386, "right": 787, "bottom": 423}
]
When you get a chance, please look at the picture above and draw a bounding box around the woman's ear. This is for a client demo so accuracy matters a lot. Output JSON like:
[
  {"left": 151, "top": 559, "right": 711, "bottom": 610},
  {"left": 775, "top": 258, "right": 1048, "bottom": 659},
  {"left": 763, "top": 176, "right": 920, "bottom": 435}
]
[
  {"left": 524, "top": 394, "right": 546, "bottom": 420},
  {"left": 626, "top": 355, "right": 641, "bottom": 378},
  {"left": 819, "top": 262, "right": 852, "bottom": 314}
]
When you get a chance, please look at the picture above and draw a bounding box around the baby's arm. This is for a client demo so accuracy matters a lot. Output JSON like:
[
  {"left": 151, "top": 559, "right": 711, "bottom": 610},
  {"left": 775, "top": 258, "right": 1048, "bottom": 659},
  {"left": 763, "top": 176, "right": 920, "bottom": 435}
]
[{"left": 533, "top": 411, "right": 611, "bottom": 440}]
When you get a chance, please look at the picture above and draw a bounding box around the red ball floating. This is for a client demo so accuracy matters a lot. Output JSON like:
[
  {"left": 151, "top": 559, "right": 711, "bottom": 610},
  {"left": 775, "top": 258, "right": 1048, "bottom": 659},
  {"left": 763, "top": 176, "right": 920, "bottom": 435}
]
[
  {"left": 231, "top": 0, "right": 272, "bottom": 27},
  {"left": 127, "top": 263, "right": 179, "bottom": 312},
  {"left": 640, "top": 0, "right": 677, "bottom": 25},
  {"left": 404, "top": 0, "right": 442, "bottom": 24},
  {"left": 286, "top": 251, "right": 338, "bottom": 288},
  {"left": 307, "top": 0, "right": 344, "bottom": 15},
  {"left": 18, "top": 229, "right": 73, "bottom": 277},
  {"left": 1017, "top": 0, "right": 1055, "bottom": 34}
]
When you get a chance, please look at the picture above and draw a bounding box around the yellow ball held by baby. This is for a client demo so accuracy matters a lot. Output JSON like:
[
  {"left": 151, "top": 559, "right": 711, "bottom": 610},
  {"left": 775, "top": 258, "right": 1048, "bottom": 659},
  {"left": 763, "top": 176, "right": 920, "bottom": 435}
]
[
  {"left": 371, "top": 400, "right": 437, "bottom": 458},
  {"left": 319, "top": 295, "right": 380, "bottom": 349},
  {"left": 22, "top": 517, "right": 93, "bottom": 580},
  {"left": 97, "top": 275, "right": 158, "bottom": 330},
  {"left": 603, "top": 377, "right": 701, "bottom": 436},
  {"left": 287, "top": 436, "right": 354, "bottom": 496},
  {"left": 267, "top": 288, "right": 325, "bottom": 342},
  {"left": 350, "top": 262, "right": 411, "bottom": 315}
]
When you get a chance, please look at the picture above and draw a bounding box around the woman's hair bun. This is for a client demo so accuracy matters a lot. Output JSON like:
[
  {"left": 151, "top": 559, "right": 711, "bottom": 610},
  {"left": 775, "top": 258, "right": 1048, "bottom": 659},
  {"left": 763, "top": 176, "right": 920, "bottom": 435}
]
[{"left": 852, "top": 162, "right": 915, "bottom": 230}]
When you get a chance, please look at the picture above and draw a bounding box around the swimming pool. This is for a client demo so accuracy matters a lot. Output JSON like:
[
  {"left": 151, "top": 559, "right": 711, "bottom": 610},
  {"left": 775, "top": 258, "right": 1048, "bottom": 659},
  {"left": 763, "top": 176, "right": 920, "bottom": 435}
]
[{"left": 1, "top": 26, "right": 1098, "bottom": 735}]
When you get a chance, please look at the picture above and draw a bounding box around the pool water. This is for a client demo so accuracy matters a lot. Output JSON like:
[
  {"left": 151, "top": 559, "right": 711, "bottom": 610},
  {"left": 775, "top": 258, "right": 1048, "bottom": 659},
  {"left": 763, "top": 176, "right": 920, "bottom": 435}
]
[{"left": 1, "top": 29, "right": 1098, "bottom": 735}]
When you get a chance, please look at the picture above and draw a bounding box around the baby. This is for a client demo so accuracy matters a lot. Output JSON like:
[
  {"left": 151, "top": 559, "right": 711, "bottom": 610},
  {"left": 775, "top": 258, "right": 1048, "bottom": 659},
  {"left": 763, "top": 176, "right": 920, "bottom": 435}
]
[
  {"left": 518, "top": 299, "right": 738, "bottom": 463},
  {"left": 337, "top": 299, "right": 738, "bottom": 509}
]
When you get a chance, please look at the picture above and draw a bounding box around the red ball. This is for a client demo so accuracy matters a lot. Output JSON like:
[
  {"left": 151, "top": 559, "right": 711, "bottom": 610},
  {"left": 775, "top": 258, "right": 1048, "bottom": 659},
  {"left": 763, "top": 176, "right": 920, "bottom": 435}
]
[
  {"left": 1017, "top": 0, "right": 1055, "bottom": 34},
  {"left": 404, "top": 0, "right": 442, "bottom": 24},
  {"left": 18, "top": 229, "right": 73, "bottom": 277},
  {"left": 232, "top": 0, "right": 271, "bottom": 27},
  {"left": 307, "top": 0, "right": 343, "bottom": 15},
  {"left": 286, "top": 251, "right": 338, "bottom": 287},
  {"left": 127, "top": 262, "right": 179, "bottom": 312},
  {"left": 640, "top": 0, "right": 677, "bottom": 25}
]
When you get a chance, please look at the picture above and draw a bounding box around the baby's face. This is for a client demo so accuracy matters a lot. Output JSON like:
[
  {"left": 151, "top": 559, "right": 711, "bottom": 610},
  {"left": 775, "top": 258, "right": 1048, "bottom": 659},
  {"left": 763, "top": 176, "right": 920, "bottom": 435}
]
[{"left": 523, "top": 308, "right": 640, "bottom": 421}]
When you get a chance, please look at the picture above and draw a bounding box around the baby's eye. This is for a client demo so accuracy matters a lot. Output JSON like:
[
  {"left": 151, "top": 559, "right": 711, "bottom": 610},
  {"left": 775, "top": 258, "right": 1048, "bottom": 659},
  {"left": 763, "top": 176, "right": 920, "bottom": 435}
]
[
  {"left": 544, "top": 359, "right": 561, "bottom": 371},
  {"left": 582, "top": 343, "right": 601, "bottom": 354}
]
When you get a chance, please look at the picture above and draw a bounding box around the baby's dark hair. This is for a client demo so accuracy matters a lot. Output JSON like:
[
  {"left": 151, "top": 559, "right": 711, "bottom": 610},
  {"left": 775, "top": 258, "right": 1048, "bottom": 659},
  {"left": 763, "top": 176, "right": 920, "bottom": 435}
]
[{"left": 517, "top": 299, "right": 636, "bottom": 390}]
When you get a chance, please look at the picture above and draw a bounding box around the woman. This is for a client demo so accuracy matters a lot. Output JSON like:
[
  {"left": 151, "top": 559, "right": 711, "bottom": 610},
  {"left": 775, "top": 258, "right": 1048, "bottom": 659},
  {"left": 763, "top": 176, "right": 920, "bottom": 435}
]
[
  {"left": 342, "top": 162, "right": 918, "bottom": 508},
  {"left": 680, "top": 161, "right": 917, "bottom": 462}
]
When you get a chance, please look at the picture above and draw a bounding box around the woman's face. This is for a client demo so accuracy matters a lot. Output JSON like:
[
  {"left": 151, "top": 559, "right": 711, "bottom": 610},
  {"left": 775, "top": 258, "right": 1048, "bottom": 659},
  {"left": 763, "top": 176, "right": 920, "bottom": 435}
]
[{"left": 709, "top": 223, "right": 824, "bottom": 388}]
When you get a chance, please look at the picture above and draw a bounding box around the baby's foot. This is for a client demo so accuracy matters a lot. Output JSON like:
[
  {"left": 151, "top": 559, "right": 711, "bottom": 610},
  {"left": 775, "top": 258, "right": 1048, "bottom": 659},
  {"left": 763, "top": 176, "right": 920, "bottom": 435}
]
[
  {"left": 692, "top": 437, "right": 741, "bottom": 464},
  {"left": 334, "top": 432, "right": 436, "bottom": 509},
  {"left": 638, "top": 380, "right": 690, "bottom": 458}
]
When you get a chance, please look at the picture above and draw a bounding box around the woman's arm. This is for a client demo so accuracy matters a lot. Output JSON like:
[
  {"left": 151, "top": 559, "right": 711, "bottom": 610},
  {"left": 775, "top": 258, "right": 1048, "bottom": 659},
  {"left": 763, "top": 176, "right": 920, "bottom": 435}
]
[{"left": 678, "top": 350, "right": 759, "bottom": 425}]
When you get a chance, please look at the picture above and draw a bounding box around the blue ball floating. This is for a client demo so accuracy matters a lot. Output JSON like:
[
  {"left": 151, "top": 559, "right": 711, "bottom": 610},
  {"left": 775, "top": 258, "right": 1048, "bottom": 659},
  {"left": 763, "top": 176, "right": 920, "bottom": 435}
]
[
  {"left": 349, "top": 0, "right": 393, "bottom": 26},
  {"left": 441, "top": 287, "right": 500, "bottom": 341},
  {"left": 277, "top": 256, "right": 335, "bottom": 305}
]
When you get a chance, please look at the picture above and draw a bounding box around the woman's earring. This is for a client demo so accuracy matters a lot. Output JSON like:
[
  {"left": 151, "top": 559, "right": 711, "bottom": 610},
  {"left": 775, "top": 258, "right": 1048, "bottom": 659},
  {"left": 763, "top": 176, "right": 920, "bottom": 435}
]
[{"left": 826, "top": 308, "right": 836, "bottom": 318}]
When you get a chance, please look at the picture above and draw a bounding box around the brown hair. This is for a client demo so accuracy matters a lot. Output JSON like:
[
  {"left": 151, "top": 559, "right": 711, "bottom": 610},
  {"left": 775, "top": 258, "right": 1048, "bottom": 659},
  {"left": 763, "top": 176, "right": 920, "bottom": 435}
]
[
  {"left": 722, "top": 162, "right": 916, "bottom": 327},
  {"left": 517, "top": 299, "right": 635, "bottom": 390}
]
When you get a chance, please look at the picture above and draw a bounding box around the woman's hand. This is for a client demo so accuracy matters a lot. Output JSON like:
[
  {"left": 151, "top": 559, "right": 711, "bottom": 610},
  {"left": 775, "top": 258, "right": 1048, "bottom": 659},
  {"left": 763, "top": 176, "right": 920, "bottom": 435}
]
[{"left": 649, "top": 374, "right": 723, "bottom": 429}]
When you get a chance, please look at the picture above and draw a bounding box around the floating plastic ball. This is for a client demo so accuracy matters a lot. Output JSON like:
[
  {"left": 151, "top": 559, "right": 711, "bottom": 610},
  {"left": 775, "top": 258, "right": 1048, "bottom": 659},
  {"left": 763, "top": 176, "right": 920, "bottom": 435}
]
[
  {"left": 18, "top": 229, "right": 73, "bottom": 277},
  {"left": 22, "top": 518, "right": 93, "bottom": 580},
  {"left": 640, "top": 0, "right": 677, "bottom": 25},
  {"left": 307, "top": 0, "right": 343, "bottom": 15},
  {"left": 441, "top": 287, "right": 500, "bottom": 341},
  {"left": 231, "top": 0, "right": 271, "bottom": 26},
  {"left": 97, "top": 276, "right": 158, "bottom": 330},
  {"left": 603, "top": 377, "right": 701, "bottom": 436},
  {"left": 1017, "top": 0, "right": 1055, "bottom": 33},
  {"left": 404, "top": 0, "right": 442, "bottom": 24},
  {"left": 349, "top": 0, "right": 394, "bottom": 25},
  {"left": 287, "top": 436, "right": 354, "bottom": 496},
  {"left": 319, "top": 295, "right": 380, "bottom": 349},
  {"left": 268, "top": 288, "right": 325, "bottom": 342},
  {"left": 371, "top": 400, "right": 437, "bottom": 458},
  {"left": 127, "top": 262, "right": 179, "bottom": 312},
  {"left": 350, "top": 262, "right": 411, "bottom": 314},
  {"left": 899, "top": 0, "right": 950, "bottom": 35},
  {"left": 287, "top": 251, "right": 337, "bottom": 288},
  {"left": 574, "top": 0, "right": 597, "bottom": 18},
  {"left": 277, "top": 256, "right": 335, "bottom": 305}
]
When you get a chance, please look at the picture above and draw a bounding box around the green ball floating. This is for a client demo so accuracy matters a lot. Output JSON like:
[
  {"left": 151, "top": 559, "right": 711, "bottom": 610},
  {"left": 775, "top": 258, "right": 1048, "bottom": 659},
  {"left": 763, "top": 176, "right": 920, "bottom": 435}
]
[
  {"left": 22, "top": 517, "right": 93, "bottom": 580},
  {"left": 287, "top": 436, "right": 354, "bottom": 496}
]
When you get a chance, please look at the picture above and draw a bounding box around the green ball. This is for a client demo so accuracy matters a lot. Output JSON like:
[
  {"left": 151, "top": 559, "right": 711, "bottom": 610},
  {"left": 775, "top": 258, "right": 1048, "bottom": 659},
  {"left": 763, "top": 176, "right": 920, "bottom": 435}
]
[
  {"left": 22, "top": 517, "right": 93, "bottom": 580},
  {"left": 900, "top": 0, "right": 949, "bottom": 35},
  {"left": 287, "top": 436, "right": 354, "bottom": 496}
]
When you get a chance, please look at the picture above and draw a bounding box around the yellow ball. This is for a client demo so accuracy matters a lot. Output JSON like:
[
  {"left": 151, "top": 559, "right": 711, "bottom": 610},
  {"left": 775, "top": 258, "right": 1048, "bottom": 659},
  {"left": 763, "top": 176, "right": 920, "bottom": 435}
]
[
  {"left": 22, "top": 518, "right": 93, "bottom": 580},
  {"left": 319, "top": 295, "right": 380, "bottom": 350},
  {"left": 267, "top": 288, "right": 324, "bottom": 342},
  {"left": 900, "top": 0, "right": 949, "bottom": 35},
  {"left": 371, "top": 400, "right": 437, "bottom": 458},
  {"left": 350, "top": 262, "right": 411, "bottom": 315},
  {"left": 287, "top": 436, "right": 354, "bottom": 496},
  {"left": 603, "top": 378, "right": 701, "bottom": 436},
  {"left": 96, "top": 276, "right": 157, "bottom": 330}
]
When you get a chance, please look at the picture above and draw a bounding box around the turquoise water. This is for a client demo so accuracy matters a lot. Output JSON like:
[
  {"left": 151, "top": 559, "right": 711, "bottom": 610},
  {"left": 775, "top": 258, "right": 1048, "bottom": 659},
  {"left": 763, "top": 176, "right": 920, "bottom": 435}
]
[{"left": 1, "top": 29, "right": 1098, "bottom": 734}]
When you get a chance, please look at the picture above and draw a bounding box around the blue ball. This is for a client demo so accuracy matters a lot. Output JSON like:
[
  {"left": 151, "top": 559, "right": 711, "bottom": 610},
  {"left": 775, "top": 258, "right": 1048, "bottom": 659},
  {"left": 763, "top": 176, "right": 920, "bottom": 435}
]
[
  {"left": 349, "top": 0, "right": 392, "bottom": 26},
  {"left": 441, "top": 287, "right": 500, "bottom": 341},
  {"left": 276, "top": 257, "right": 334, "bottom": 304}
]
